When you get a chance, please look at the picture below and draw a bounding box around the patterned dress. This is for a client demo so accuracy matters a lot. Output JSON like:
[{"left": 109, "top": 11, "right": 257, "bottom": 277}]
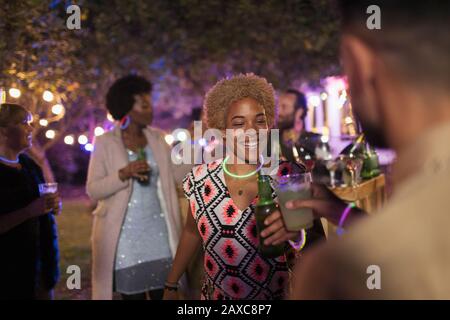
[{"left": 182, "top": 159, "right": 304, "bottom": 300}]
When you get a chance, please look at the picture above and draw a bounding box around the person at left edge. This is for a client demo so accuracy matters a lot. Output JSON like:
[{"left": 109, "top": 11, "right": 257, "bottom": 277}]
[{"left": 0, "top": 103, "right": 61, "bottom": 300}]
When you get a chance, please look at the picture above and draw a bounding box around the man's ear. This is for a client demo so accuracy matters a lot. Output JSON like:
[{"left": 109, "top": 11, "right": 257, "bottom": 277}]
[
  {"left": 340, "top": 35, "right": 376, "bottom": 95},
  {"left": 295, "top": 109, "right": 304, "bottom": 123}
]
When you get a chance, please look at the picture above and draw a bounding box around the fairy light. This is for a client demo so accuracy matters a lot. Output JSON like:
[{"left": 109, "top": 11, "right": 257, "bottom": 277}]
[
  {"left": 78, "top": 135, "right": 88, "bottom": 145},
  {"left": 51, "top": 104, "right": 65, "bottom": 115},
  {"left": 8, "top": 88, "right": 21, "bottom": 99},
  {"left": 176, "top": 131, "right": 188, "bottom": 142},
  {"left": 94, "top": 127, "right": 104, "bottom": 136},
  {"left": 64, "top": 135, "right": 74, "bottom": 145},
  {"left": 85, "top": 143, "right": 94, "bottom": 152},
  {"left": 39, "top": 119, "right": 48, "bottom": 127},
  {"left": 45, "top": 129, "right": 56, "bottom": 139},
  {"left": 165, "top": 134, "right": 175, "bottom": 145},
  {"left": 43, "top": 90, "right": 54, "bottom": 102},
  {"left": 107, "top": 113, "right": 115, "bottom": 122}
]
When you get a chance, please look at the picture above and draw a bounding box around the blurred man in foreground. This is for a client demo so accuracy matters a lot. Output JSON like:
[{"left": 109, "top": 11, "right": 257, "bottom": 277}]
[{"left": 288, "top": 0, "right": 450, "bottom": 299}]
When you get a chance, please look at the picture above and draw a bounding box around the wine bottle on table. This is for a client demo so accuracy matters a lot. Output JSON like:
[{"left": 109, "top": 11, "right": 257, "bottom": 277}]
[
  {"left": 255, "top": 173, "right": 285, "bottom": 258},
  {"left": 340, "top": 134, "right": 381, "bottom": 180},
  {"left": 361, "top": 143, "right": 381, "bottom": 179}
]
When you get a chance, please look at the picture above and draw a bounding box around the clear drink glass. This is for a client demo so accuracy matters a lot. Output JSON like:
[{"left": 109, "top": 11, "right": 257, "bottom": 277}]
[
  {"left": 38, "top": 183, "right": 60, "bottom": 215},
  {"left": 272, "top": 172, "right": 313, "bottom": 231},
  {"left": 38, "top": 182, "right": 58, "bottom": 196}
]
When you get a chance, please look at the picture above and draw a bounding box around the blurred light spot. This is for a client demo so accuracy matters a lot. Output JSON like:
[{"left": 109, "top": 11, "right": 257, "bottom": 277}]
[
  {"left": 45, "top": 129, "right": 56, "bottom": 139},
  {"left": 85, "top": 143, "right": 94, "bottom": 152},
  {"left": 165, "top": 134, "right": 174, "bottom": 145},
  {"left": 64, "top": 135, "right": 74, "bottom": 145},
  {"left": 43, "top": 90, "right": 54, "bottom": 102},
  {"left": 94, "top": 127, "right": 104, "bottom": 136},
  {"left": 78, "top": 135, "right": 88, "bottom": 145},
  {"left": 176, "top": 131, "right": 188, "bottom": 142},
  {"left": 51, "top": 104, "right": 65, "bottom": 115},
  {"left": 9, "top": 88, "right": 21, "bottom": 98}
]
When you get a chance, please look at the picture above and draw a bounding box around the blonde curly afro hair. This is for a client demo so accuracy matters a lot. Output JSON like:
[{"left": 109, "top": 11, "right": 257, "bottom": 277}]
[{"left": 204, "top": 73, "right": 276, "bottom": 130}]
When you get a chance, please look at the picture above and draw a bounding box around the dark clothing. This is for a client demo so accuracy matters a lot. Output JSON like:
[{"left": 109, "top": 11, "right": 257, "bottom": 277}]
[{"left": 0, "top": 154, "right": 59, "bottom": 300}]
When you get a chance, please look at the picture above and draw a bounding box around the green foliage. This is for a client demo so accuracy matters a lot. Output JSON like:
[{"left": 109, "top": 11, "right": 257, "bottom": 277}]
[{"left": 0, "top": 0, "right": 341, "bottom": 130}]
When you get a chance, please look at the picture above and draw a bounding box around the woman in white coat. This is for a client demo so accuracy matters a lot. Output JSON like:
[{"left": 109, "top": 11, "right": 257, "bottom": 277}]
[{"left": 86, "top": 75, "right": 183, "bottom": 300}]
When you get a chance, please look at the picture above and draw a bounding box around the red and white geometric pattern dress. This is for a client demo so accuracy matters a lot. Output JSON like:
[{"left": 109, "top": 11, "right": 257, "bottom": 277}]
[{"left": 182, "top": 159, "right": 303, "bottom": 300}]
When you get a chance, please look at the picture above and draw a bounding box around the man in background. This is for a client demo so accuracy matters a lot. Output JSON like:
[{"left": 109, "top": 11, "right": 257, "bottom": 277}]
[{"left": 278, "top": 89, "right": 322, "bottom": 162}]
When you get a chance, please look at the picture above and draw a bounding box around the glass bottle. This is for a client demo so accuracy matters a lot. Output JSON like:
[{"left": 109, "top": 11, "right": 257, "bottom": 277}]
[
  {"left": 255, "top": 174, "right": 285, "bottom": 258},
  {"left": 136, "top": 148, "right": 150, "bottom": 186}
]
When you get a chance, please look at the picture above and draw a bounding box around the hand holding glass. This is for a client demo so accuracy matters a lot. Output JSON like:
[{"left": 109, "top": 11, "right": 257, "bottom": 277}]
[
  {"left": 38, "top": 183, "right": 61, "bottom": 215},
  {"left": 273, "top": 173, "right": 313, "bottom": 231}
]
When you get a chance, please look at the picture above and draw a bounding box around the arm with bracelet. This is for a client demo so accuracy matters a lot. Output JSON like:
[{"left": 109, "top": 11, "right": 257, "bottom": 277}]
[
  {"left": 163, "top": 205, "right": 202, "bottom": 299},
  {"left": 285, "top": 183, "right": 367, "bottom": 234}
]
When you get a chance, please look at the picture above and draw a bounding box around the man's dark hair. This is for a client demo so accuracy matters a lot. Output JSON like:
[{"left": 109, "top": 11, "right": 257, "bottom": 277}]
[
  {"left": 106, "top": 75, "right": 152, "bottom": 120},
  {"left": 338, "top": 0, "right": 449, "bottom": 89},
  {"left": 285, "top": 89, "right": 308, "bottom": 120}
]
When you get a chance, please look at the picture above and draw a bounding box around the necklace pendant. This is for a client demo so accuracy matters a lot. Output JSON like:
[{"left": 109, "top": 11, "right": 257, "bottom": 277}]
[{"left": 238, "top": 190, "right": 243, "bottom": 196}]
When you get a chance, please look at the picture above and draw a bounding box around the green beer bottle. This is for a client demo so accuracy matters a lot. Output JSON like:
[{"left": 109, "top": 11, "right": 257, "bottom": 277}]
[
  {"left": 136, "top": 148, "right": 150, "bottom": 186},
  {"left": 255, "top": 174, "right": 285, "bottom": 258},
  {"left": 361, "top": 143, "right": 381, "bottom": 179}
]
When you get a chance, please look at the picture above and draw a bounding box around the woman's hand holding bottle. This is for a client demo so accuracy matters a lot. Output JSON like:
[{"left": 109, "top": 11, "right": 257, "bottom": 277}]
[{"left": 118, "top": 160, "right": 150, "bottom": 181}]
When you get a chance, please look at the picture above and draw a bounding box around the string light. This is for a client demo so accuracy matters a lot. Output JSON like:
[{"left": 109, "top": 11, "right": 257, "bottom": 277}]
[
  {"left": 85, "top": 143, "right": 94, "bottom": 152},
  {"left": 45, "top": 130, "right": 56, "bottom": 139},
  {"left": 8, "top": 88, "right": 21, "bottom": 98},
  {"left": 78, "top": 135, "right": 88, "bottom": 145},
  {"left": 51, "top": 104, "right": 65, "bottom": 115},
  {"left": 176, "top": 130, "right": 188, "bottom": 142},
  {"left": 39, "top": 119, "right": 48, "bottom": 127},
  {"left": 107, "top": 113, "right": 115, "bottom": 122},
  {"left": 94, "top": 127, "right": 104, "bottom": 136},
  {"left": 43, "top": 90, "right": 54, "bottom": 102},
  {"left": 165, "top": 134, "right": 175, "bottom": 145},
  {"left": 64, "top": 135, "right": 74, "bottom": 145}
]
